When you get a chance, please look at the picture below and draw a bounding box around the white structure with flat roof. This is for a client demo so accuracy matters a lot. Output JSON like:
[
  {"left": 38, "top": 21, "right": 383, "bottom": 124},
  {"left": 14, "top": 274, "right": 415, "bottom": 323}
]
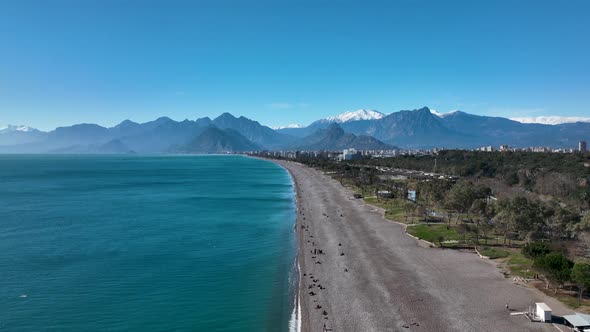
[{"left": 535, "top": 303, "right": 552, "bottom": 322}]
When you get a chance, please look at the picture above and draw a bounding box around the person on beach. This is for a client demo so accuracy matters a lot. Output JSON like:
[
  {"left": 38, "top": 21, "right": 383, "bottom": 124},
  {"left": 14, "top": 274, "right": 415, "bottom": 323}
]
[{"left": 505, "top": 303, "right": 509, "bottom": 310}]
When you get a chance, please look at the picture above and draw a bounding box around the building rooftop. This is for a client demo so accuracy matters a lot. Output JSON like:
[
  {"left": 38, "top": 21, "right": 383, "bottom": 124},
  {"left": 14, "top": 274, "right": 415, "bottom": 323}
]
[{"left": 564, "top": 313, "right": 590, "bottom": 327}]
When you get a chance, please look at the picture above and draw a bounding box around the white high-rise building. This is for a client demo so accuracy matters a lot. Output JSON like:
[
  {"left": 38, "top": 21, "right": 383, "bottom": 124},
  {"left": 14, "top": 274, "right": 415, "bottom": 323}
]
[{"left": 342, "top": 148, "right": 359, "bottom": 160}]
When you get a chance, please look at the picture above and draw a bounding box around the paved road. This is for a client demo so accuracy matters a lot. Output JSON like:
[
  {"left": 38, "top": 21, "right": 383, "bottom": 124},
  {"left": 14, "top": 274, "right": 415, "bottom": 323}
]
[{"left": 275, "top": 160, "right": 567, "bottom": 332}]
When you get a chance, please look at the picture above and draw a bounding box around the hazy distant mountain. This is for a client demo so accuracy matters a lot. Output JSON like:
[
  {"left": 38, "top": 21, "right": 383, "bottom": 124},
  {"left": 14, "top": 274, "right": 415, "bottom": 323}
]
[
  {"left": 276, "top": 107, "right": 590, "bottom": 149},
  {"left": 178, "top": 126, "right": 261, "bottom": 153},
  {"left": 3, "top": 109, "right": 590, "bottom": 153},
  {"left": 48, "top": 123, "right": 112, "bottom": 145},
  {"left": 438, "top": 111, "right": 590, "bottom": 147},
  {"left": 116, "top": 118, "right": 210, "bottom": 153},
  {"left": 348, "top": 107, "right": 465, "bottom": 148},
  {"left": 51, "top": 139, "right": 135, "bottom": 154},
  {"left": 0, "top": 125, "right": 40, "bottom": 134},
  {"left": 290, "top": 123, "right": 395, "bottom": 151},
  {"left": 0, "top": 125, "right": 46, "bottom": 146},
  {"left": 212, "top": 113, "right": 294, "bottom": 149}
]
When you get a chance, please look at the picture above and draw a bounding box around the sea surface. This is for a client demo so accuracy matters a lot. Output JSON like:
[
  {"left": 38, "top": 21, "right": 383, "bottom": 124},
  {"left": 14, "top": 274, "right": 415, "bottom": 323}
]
[{"left": 0, "top": 154, "right": 297, "bottom": 331}]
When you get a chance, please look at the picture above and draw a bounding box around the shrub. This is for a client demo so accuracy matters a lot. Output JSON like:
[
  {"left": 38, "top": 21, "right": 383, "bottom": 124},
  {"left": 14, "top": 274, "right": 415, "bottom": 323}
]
[{"left": 522, "top": 242, "right": 551, "bottom": 259}]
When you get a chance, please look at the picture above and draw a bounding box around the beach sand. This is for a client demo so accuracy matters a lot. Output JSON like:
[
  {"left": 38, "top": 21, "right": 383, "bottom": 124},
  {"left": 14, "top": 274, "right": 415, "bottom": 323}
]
[{"left": 275, "top": 159, "right": 570, "bottom": 332}]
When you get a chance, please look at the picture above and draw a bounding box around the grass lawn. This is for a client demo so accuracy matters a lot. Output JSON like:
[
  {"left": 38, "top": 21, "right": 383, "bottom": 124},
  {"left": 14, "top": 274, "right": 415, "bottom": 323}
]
[
  {"left": 406, "top": 224, "right": 461, "bottom": 244},
  {"left": 502, "top": 251, "right": 536, "bottom": 278},
  {"left": 364, "top": 197, "right": 421, "bottom": 224},
  {"left": 478, "top": 247, "right": 510, "bottom": 259},
  {"left": 556, "top": 294, "right": 590, "bottom": 311}
]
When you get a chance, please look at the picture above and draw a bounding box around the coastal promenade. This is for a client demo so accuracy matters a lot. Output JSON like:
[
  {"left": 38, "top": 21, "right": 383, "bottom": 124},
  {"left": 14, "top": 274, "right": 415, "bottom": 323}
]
[{"left": 274, "top": 160, "right": 569, "bottom": 332}]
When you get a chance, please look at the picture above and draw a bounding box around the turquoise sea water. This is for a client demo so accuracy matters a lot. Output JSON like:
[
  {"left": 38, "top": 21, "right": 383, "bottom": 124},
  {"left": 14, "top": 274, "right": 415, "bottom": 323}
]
[{"left": 0, "top": 155, "right": 297, "bottom": 331}]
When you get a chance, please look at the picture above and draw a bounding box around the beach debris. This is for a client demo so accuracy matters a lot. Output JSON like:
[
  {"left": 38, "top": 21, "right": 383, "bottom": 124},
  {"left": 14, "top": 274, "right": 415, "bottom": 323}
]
[
  {"left": 303, "top": 273, "right": 307, "bottom": 276},
  {"left": 316, "top": 304, "right": 322, "bottom": 309},
  {"left": 340, "top": 252, "right": 345, "bottom": 256},
  {"left": 313, "top": 279, "right": 319, "bottom": 282},
  {"left": 344, "top": 268, "right": 348, "bottom": 272},
  {"left": 316, "top": 261, "right": 321, "bottom": 264},
  {"left": 338, "top": 243, "right": 342, "bottom": 246},
  {"left": 309, "top": 291, "right": 316, "bottom": 296},
  {"left": 323, "top": 310, "right": 328, "bottom": 316}
]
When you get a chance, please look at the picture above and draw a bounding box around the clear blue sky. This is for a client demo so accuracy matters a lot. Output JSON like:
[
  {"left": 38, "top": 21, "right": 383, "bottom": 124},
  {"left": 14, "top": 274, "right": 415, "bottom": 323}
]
[{"left": 1, "top": 0, "right": 589, "bottom": 130}]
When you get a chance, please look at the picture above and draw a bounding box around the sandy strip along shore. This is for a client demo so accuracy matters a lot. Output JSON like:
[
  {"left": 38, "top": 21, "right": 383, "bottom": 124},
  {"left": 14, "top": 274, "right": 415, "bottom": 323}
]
[{"left": 273, "top": 159, "right": 570, "bottom": 332}]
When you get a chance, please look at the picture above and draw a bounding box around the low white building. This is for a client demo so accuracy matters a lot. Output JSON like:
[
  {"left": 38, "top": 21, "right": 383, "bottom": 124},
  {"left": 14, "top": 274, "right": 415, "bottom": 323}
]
[{"left": 535, "top": 303, "right": 551, "bottom": 322}]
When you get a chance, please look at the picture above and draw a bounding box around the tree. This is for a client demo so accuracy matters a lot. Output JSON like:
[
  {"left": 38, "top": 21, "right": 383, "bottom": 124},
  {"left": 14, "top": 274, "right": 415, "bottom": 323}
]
[
  {"left": 522, "top": 242, "right": 551, "bottom": 260},
  {"left": 414, "top": 205, "right": 427, "bottom": 222},
  {"left": 444, "top": 181, "right": 491, "bottom": 224},
  {"left": 534, "top": 252, "right": 574, "bottom": 293},
  {"left": 418, "top": 179, "right": 452, "bottom": 217},
  {"left": 469, "top": 199, "right": 496, "bottom": 245},
  {"left": 402, "top": 201, "right": 414, "bottom": 223},
  {"left": 494, "top": 197, "right": 545, "bottom": 244},
  {"left": 567, "top": 213, "right": 590, "bottom": 239},
  {"left": 571, "top": 262, "right": 590, "bottom": 305},
  {"left": 546, "top": 205, "right": 580, "bottom": 239}
]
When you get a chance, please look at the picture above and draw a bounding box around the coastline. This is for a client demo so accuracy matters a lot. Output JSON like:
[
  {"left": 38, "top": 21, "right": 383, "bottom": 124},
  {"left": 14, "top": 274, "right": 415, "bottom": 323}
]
[
  {"left": 266, "top": 157, "right": 303, "bottom": 332},
  {"left": 266, "top": 157, "right": 570, "bottom": 332}
]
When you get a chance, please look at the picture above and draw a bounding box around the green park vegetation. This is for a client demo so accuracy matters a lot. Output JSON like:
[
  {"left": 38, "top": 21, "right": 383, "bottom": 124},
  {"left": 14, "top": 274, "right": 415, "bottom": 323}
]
[
  {"left": 358, "top": 150, "right": 590, "bottom": 209},
  {"left": 406, "top": 224, "right": 460, "bottom": 245},
  {"left": 503, "top": 250, "right": 536, "bottom": 278}
]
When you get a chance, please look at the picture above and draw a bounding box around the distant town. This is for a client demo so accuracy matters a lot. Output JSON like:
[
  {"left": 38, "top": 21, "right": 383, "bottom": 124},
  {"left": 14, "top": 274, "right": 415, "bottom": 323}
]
[{"left": 249, "top": 140, "right": 588, "bottom": 161}]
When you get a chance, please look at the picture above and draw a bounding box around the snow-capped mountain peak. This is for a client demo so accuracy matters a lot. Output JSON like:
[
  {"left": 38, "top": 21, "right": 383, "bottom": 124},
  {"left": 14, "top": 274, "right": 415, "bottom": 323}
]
[
  {"left": 510, "top": 116, "right": 590, "bottom": 125},
  {"left": 322, "top": 109, "right": 385, "bottom": 123},
  {"left": 430, "top": 109, "right": 460, "bottom": 118},
  {"left": 0, "top": 125, "right": 38, "bottom": 133},
  {"left": 272, "top": 124, "right": 304, "bottom": 130}
]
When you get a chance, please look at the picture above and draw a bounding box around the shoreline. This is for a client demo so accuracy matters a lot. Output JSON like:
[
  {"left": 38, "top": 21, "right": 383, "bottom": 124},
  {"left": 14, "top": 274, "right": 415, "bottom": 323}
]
[
  {"left": 258, "top": 155, "right": 302, "bottom": 332},
  {"left": 266, "top": 157, "right": 570, "bottom": 332},
  {"left": 271, "top": 158, "right": 304, "bottom": 332}
]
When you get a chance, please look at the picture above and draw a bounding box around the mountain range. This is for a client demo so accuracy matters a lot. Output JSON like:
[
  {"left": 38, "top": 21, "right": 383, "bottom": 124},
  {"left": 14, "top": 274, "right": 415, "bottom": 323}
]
[
  {"left": 1, "top": 107, "right": 589, "bottom": 153},
  {"left": 278, "top": 107, "right": 590, "bottom": 149}
]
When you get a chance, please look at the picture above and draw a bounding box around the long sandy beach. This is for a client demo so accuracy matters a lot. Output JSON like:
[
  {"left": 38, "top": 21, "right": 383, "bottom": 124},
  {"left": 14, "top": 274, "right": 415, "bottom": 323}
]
[{"left": 274, "top": 159, "right": 570, "bottom": 332}]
